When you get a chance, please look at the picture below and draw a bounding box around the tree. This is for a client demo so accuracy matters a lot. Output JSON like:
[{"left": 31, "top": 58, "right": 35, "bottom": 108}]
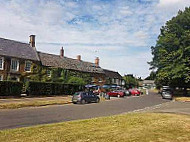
[
  {"left": 145, "top": 71, "right": 156, "bottom": 80},
  {"left": 149, "top": 7, "right": 190, "bottom": 94},
  {"left": 123, "top": 75, "right": 139, "bottom": 89}
]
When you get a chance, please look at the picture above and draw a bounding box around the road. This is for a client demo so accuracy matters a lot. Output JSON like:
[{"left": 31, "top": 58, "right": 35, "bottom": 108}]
[{"left": 0, "top": 92, "right": 169, "bottom": 130}]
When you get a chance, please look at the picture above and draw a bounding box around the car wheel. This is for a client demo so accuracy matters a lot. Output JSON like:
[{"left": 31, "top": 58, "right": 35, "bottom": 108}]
[
  {"left": 73, "top": 102, "right": 77, "bottom": 104},
  {"left": 96, "top": 98, "right": 100, "bottom": 103},
  {"left": 81, "top": 99, "right": 86, "bottom": 104}
]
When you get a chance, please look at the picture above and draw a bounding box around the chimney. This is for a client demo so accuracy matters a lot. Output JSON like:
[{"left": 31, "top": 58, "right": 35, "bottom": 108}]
[
  {"left": 77, "top": 55, "right": 81, "bottom": 61},
  {"left": 60, "top": 47, "right": 64, "bottom": 58},
  {"left": 95, "top": 57, "right": 99, "bottom": 66},
  {"left": 29, "top": 35, "right": 35, "bottom": 47}
]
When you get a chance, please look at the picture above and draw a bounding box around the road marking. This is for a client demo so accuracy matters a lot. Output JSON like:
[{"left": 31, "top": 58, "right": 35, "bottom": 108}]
[{"left": 123, "top": 101, "right": 173, "bottom": 114}]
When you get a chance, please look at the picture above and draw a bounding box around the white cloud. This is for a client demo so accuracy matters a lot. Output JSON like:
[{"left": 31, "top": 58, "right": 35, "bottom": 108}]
[
  {"left": 157, "top": 0, "right": 190, "bottom": 13},
  {"left": 0, "top": 0, "right": 189, "bottom": 78}
]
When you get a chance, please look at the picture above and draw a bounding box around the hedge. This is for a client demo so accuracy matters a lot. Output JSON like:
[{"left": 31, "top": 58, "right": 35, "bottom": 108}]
[
  {"left": 0, "top": 81, "right": 23, "bottom": 96},
  {"left": 26, "top": 81, "right": 84, "bottom": 95}
]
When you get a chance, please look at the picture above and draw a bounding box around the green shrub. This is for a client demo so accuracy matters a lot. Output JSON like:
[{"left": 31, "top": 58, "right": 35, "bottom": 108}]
[
  {"left": 67, "top": 76, "right": 86, "bottom": 85},
  {"left": 26, "top": 81, "right": 84, "bottom": 95},
  {"left": 0, "top": 81, "right": 23, "bottom": 96}
]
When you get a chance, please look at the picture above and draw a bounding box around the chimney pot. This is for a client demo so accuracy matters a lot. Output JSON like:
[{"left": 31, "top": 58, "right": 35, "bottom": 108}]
[
  {"left": 95, "top": 57, "right": 99, "bottom": 66},
  {"left": 29, "top": 35, "right": 35, "bottom": 47},
  {"left": 60, "top": 47, "right": 64, "bottom": 58},
  {"left": 77, "top": 55, "right": 81, "bottom": 61}
]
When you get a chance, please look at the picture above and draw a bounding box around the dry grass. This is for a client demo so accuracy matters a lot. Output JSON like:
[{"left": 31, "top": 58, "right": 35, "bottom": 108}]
[
  {"left": 0, "top": 96, "right": 106, "bottom": 109},
  {"left": 0, "top": 99, "right": 72, "bottom": 109},
  {"left": 175, "top": 97, "right": 190, "bottom": 102},
  {"left": 0, "top": 113, "right": 190, "bottom": 142}
]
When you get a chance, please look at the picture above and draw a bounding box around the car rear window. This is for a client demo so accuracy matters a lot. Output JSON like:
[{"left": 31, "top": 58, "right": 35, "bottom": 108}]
[
  {"left": 163, "top": 89, "right": 171, "bottom": 92},
  {"left": 74, "top": 92, "right": 80, "bottom": 96}
]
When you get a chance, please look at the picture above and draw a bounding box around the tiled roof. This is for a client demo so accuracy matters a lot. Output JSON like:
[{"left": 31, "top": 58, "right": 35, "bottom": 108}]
[
  {"left": 103, "top": 69, "right": 122, "bottom": 79},
  {"left": 38, "top": 52, "right": 105, "bottom": 74},
  {"left": 0, "top": 38, "right": 39, "bottom": 61}
]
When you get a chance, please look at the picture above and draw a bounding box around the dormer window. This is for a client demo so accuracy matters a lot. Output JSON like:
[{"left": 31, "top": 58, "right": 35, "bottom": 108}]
[
  {"left": 0, "top": 57, "right": 4, "bottom": 70},
  {"left": 11, "top": 59, "right": 19, "bottom": 71},
  {"left": 25, "top": 61, "right": 32, "bottom": 72}
]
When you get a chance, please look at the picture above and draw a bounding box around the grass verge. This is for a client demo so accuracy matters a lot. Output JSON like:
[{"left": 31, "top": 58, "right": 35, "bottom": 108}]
[
  {"left": 175, "top": 97, "right": 190, "bottom": 102},
  {"left": 0, "top": 113, "right": 190, "bottom": 142},
  {"left": 0, "top": 100, "right": 71, "bottom": 109}
]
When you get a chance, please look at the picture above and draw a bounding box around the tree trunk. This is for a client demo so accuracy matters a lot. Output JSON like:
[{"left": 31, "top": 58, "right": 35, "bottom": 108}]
[{"left": 183, "top": 87, "right": 187, "bottom": 96}]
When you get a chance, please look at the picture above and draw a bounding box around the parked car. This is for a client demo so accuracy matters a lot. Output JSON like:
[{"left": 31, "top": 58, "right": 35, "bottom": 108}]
[
  {"left": 124, "top": 90, "right": 130, "bottom": 96},
  {"left": 161, "top": 87, "right": 173, "bottom": 100},
  {"left": 72, "top": 92, "right": 100, "bottom": 104},
  {"left": 129, "top": 89, "right": 141, "bottom": 96},
  {"left": 107, "top": 90, "right": 125, "bottom": 97}
]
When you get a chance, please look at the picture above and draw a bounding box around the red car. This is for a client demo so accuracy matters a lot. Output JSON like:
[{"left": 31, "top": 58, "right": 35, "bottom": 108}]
[
  {"left": 129, "top": 89, "right": 141, "bottom": 96},
  {"left": 107, "top": 90, "right": 125, "bottom": 97}
]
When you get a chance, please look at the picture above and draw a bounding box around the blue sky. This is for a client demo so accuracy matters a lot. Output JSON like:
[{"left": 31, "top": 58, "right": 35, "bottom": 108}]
[{"left": 0, "top": 0, "right": 190, "bottom": 78}]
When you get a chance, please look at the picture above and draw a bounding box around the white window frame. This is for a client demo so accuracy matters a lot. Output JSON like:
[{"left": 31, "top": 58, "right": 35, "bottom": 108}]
[
  {"left": 11, "top": 58, "right": 19, "bottom": 71},
  {"left": 0, "top": 74, "right": 3, "bottom": 81},
  {"left": 0, "top": 57, "right": 4, "bottom": 70},
  {"left": 25, "top": 61, "right": 32, "bottom": 72},
  {"left": 98, "top": 78, "right": 103, "bottom": 83}
]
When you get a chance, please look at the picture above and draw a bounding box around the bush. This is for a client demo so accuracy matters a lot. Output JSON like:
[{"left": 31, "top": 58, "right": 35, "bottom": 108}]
[
  {"left": 26, "top": 81, "right": 84, "bottom": 95},
  {"left": 67, "top": 77, "right": 86, "bottom": 85},
  {"left": 0, "top": 81, "right": 23, "bottom": 96}
]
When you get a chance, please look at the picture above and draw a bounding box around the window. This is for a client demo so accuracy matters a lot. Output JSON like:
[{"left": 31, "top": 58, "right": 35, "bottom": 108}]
[
  {"left": 0, "top": 57, "right": 4, "bottom": 70},
  {"left": 98, "top": 78, "right": 102, "bottom": 82},
  {"left": 0, "top": 75, "right": 3, "bottom": 81},
  {"left": 11, "top": 59, "right": 19, "bottom": 71},
  {"left": 10, "top": 76, "right": 19, "bottom": 81},
  {"left": 46, "top": 69, "right": 51, "bottom": 77},
  {"left": 25, "top": 61, "right": 32, "bottom": 72}
]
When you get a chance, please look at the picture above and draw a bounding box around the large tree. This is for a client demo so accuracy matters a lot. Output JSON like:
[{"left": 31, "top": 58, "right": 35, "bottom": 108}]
[
  {"left": 123, "top": 75, "right": 139, "bottom": 89},
  {"left": 150, "top": 7, "right": 190, "bottom": 91}
]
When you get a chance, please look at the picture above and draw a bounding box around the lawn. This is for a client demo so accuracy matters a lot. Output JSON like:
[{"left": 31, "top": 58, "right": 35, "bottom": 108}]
[
  {"left": 0, "top": 113, "right": 190, "bottom": 142},
  {"left": 0, "top": 99, "right": 71, "bottom": 109},
  {"left": 0, "top": 96, "right": 106, "bottom": 109}
]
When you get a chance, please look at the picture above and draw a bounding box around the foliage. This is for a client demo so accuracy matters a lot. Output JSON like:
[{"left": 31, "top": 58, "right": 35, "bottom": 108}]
[
  {"left": 26, "top": 81, "right": 84, "bottom": 95},
  {"left": 145, "top": 71, "right": 156, "bottom": 80},
  {"left": 123, "top": 75, "right": 139, "bottom": 88},
  {"left": 26, "top": 66, "right": 91, "bottom": 85},
  {"left": 0, "top": 81, "right": 23, "bottom": 96},
  {"left": 67, "top": 76, "right": 86, "bottom": 85},
  {"left": 149, "top": 7, "right": 190, "bottom": 89}
]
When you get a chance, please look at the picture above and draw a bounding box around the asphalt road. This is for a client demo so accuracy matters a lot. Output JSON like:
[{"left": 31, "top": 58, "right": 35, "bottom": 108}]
[{"left": 0, "top": 92, "right": 169, "bottom": 130}]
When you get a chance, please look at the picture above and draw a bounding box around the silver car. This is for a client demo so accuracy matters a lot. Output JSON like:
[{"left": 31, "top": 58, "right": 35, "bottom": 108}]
[{"left": 161, "top": 89, "right": 173, "bottom": 100}]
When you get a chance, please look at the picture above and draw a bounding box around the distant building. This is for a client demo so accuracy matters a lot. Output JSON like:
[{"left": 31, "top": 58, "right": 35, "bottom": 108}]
[
  {"left": 142, "top": 80, "right": 155, "bottom": 89},
  {"left": 103, "top": 69, "right": 123, "bottom": 86}
]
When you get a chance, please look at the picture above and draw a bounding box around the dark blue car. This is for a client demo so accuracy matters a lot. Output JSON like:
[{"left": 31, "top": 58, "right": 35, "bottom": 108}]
[{"left": 72, "top": 92, "right": 100, "bottom": 104}]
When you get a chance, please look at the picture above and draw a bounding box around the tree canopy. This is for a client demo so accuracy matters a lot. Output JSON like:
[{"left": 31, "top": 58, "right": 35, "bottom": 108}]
[
  {"left": 150, "top": 7, "right": 190, "bottom": 88},
  {"left": 145, "top": 71, "right": 156, "bottom": 80},
  {"left": 123, "top": 75, "right": 139, "bottom": 89}
]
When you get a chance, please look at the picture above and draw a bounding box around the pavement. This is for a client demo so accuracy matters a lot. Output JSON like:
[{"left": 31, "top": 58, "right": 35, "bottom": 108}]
[
  {"left": 0, "top": 92, "right": 170, "bottom": 130},
  {"left": 141, "top": 101, "right": 190, "bottom": 115}
]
